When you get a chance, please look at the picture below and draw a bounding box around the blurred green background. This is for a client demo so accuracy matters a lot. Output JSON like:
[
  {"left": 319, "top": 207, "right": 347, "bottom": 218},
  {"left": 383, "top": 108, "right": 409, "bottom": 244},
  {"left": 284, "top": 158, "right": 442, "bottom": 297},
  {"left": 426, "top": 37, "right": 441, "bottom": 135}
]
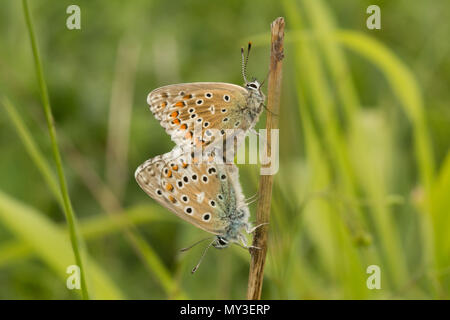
[{"left": 0, "top": 0, "right": 449, "bottom": 299}]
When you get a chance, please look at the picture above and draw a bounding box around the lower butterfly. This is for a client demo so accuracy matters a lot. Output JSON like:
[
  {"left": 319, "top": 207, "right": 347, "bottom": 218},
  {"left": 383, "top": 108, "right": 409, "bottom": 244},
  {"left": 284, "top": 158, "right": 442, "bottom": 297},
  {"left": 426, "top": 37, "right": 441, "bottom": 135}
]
[{"left": 135, "top": 147, "right": 262, "bottom": 272}]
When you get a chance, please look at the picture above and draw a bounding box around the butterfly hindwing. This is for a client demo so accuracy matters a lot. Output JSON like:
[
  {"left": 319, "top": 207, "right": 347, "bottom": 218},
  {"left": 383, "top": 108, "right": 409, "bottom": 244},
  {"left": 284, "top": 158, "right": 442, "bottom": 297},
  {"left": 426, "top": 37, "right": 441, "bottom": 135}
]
[{"left": 135, "top": 148, "right": 247, "bottom": 236}]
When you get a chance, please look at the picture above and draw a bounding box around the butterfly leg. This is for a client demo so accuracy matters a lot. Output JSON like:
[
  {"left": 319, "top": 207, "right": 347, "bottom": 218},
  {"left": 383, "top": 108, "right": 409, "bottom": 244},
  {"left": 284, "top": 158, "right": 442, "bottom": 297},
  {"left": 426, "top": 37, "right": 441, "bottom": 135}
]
[
  {"left": 245, "top": 222, "right": 269, "bottom": 234},
  {"left": 250, "top": 128, "right": 260, "bottom": 136},
  {"left": 262, "top": 103, "right": 279, "bottom": 117},
  {"left": 237, "top": 233, "right": 261, "bottom": 250}
]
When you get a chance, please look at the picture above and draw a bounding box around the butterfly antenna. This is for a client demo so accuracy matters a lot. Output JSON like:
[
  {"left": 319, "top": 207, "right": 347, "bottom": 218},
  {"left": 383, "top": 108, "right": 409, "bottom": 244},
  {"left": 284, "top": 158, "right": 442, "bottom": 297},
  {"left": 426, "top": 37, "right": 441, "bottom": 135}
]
[
  {"left": 241, "top": 47, "right": 248, "bottom": 84},
  {"left": 180, "top": 236, "right": 213, "bottom": 252},
  {"left": 241, "top": 41, "right": 252, "bottom": 84},
  {"left": 191, "top": 239, "right": 216, "bottom": 274},
  {"left": 245, "top": 197, "right": 259, "bottom": 206},
  {"left": 245, "top": 192, "right": 259, "bottom": 202}
]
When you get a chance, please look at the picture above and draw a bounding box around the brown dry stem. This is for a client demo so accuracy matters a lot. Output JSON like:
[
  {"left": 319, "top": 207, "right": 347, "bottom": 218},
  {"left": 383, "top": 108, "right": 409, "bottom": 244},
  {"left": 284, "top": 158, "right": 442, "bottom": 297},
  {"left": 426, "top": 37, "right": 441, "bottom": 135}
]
[{"left": 247, "top": 17, "right": 285, "bottom": 300}]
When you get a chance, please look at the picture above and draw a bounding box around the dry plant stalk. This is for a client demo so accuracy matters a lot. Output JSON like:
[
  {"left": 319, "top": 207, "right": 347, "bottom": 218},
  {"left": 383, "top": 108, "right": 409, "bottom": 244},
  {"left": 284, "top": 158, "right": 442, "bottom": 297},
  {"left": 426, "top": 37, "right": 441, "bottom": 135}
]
[{"left": 247, "top": 17, "right": 285, "bottom": 300}]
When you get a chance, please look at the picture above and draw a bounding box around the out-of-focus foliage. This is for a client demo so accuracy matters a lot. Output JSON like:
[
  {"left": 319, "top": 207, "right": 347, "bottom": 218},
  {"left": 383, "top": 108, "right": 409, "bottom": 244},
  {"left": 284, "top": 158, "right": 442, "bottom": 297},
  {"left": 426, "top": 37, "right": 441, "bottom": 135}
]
[{"left": 0, "top": 0, "right": 449, "bottom": 299}]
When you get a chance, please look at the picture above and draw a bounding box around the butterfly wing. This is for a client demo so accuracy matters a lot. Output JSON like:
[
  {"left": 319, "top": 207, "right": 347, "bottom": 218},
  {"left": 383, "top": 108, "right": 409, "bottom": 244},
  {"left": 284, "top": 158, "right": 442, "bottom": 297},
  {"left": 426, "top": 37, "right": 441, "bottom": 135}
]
[
  {"left": 147, "top": 82, "right": 254, "bottom": 149},
  {"left": 135, "top": 148, "right": 246, "bottom": 236}
]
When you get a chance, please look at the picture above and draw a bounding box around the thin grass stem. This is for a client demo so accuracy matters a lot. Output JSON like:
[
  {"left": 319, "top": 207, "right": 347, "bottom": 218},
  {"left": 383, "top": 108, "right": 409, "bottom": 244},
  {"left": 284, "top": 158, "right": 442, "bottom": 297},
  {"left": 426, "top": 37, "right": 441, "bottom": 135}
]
[{"left": 22, "top": 0, "right": 90, "bottom": 299}]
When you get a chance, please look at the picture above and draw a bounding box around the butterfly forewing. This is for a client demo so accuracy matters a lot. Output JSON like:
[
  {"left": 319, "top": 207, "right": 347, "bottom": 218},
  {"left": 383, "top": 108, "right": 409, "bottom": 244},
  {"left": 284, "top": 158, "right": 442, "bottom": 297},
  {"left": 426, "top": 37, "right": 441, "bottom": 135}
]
[
  {"left": 135, "top": 149, "right": 246, "bottom": 236},
  {"left": 147, "top": 83, "right": 254, "bottom": 149}
]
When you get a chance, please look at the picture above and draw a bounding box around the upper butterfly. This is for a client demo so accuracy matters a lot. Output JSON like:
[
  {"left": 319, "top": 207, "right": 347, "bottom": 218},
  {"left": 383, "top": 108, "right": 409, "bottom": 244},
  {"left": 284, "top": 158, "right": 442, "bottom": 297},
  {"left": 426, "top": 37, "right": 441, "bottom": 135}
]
[{"left": 146, "top": 43, "right": 265, "bottom": 153}]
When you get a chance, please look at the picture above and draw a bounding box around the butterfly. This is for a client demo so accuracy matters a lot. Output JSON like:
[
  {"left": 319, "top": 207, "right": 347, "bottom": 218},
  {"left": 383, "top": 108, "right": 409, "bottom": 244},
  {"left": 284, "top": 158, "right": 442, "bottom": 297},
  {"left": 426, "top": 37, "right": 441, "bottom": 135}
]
[
  {"left": 146, "top": 43, "right": 266, "bottom": 155},
  {"left": 135, "top": 147, "right": 262, "bottom": 272}
]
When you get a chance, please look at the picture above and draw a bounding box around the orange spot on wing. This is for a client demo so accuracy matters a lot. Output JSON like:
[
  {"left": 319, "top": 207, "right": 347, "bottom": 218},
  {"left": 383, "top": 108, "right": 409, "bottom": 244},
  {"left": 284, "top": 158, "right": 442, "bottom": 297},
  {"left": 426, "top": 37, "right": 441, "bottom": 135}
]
[
  {"left": 180, "top": 124, "right": 187, "bottom": 130},
  {"left": 175, "top": 101, "right": 185, "bottom": 107},
  {"left": 185, "top": 131, "right": 192, "bottom": 139},
  {"left": 172, "top": 119, "right": 180, "bottom": 125},
  {"left": 172, "top": 165, "right": 179, "bottom": 171},
  {"left": 161, "top": 101, "right": 167, "bottom": 107},
  {"left": 182, "top": 162, "right": 188, "bottom": 168},
  {"left": 168, "top": 195, "right": 176, "bottom": 203},
  {"left": 183, "top": 94, "right": 193, "bottom": 100},
  {"left": 170, "top": 111, "right": 179, "bottom": 118},
  {"left": 166, "top": 170, "right": 172, "bottom": 178},
  {"left": 166, "top": 183, "right": 174, "bottom": 192}
]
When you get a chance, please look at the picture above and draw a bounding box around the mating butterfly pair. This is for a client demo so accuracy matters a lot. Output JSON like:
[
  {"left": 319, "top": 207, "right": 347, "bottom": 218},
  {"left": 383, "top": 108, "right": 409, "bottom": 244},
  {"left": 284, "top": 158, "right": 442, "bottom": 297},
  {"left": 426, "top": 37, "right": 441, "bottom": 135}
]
[{"left": 135, "top": 43, "right": 266, "bottom": 272}]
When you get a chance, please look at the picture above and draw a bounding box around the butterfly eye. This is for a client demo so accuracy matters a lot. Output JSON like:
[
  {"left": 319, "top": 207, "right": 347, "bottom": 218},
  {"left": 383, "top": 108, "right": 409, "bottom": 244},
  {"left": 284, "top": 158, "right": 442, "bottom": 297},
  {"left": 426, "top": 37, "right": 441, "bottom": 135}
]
[
  {"left": 190, "top": 113, "right": 197, "bottom": 119},
  {"left": 156, "top": 189, "right": 163, "bottom": 196},
  {"left": 247, "top": 83, "right": 258, "bottom": 89},
  {"left": 183, "top": 176, "right": 189, "bottom": 183},
  {"left": 202, "top": 213, "right": 211, "bottom": 222},
  {"left": 202, "top": 175, "right": 208, "bottom": 183},
  {"left": 177, "top": 180, "right": 184, "bottom": 188},
  {"left": 205, "top": 92, "right": 213, "bottom": 98},
  {"left": 181, "top": 195, "right": 189, "bottom": 203},
  {"left": 196, "top": 99, "right": 203, "bottom": 105},
  {"left": 218, "top": 237, "right": 228, "bottom": 246},
  {"left": 203, "top": 122, "right": 210, "bottom": 128},
  {"left": 223, "top": 95, "right": 230, "bottom": 102},
  {"left": 188, "top": 108, "right": 195, "bottom": 113},
  {"left": 185, "top": 207, "right": 194, "bottom": 215},
  {"left": 191, "top": 174, "right": 198, "bottom": 181}
]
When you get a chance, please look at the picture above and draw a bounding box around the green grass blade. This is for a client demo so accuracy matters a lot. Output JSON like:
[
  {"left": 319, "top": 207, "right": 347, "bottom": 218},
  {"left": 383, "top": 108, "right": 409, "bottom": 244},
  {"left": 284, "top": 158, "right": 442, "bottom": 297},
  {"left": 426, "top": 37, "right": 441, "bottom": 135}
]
[
  {"left": 336, "top": 30, "right": 435, "bottom": 195},
  {"left": 430, "top": 151, "right": 450, "bottom": 294},
  {"left": 336, "top": 30, "right": 437, "bottom": 289},
  {"left": 22, "top": 0, "right": 90, "bottom": 298},
  {"left": 2, "top": 97, "right": 62, "bottom": 204},
  {"left": 2, "top": 95, "right": 186, "bottom": 299},
  {"left": 0, "top": 204, "right": 175, "bottom": 265},
  {"left": 0, "top": 190, "right": 124, "bottom": 299},
  {"left": 301, "top": 0, "right": 409, "bottom": 290}
]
